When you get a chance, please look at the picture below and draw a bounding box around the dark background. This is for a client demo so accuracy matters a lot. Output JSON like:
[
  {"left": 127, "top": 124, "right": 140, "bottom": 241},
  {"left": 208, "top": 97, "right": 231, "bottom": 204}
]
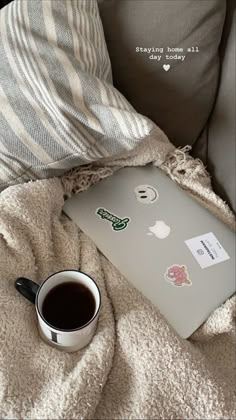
[{"left": 1, "top": 0, "right": 12, "bottom": 9}]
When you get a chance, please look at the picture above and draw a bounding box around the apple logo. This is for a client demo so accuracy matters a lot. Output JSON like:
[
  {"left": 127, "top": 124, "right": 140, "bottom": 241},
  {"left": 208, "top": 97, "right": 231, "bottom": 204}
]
[
  {"left": 134, "top": 185, "right": 159, "bottom": 204},
  {"left": 147, "top": 220, "right": 171, "bottom": 239}
]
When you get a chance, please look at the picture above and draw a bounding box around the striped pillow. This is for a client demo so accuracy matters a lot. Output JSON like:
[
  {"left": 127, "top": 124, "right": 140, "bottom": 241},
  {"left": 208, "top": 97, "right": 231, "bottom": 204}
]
[{"left": 0, "top": 0, "right": 154, "bottom": 190}]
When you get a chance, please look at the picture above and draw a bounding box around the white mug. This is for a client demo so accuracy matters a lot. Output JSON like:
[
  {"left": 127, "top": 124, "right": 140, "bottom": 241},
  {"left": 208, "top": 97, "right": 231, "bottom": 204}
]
[{"left": 15, "top": 270, "right": 101, "bottom": 352}]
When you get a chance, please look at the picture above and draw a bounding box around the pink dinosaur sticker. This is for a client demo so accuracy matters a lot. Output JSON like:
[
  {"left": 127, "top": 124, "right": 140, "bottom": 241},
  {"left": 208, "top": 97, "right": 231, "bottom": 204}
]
[{"left": 165, "top": 265, "right": 192, "bottom": 287}]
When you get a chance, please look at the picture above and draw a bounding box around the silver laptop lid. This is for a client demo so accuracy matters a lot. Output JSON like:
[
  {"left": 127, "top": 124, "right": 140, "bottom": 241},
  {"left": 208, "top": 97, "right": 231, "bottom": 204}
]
[{"left": 63, "top": 165, "right": 236, "bottom": 338}]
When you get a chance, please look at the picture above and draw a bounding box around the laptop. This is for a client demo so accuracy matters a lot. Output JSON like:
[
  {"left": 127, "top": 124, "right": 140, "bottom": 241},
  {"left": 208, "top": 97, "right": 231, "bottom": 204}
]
[{"left": 63, "top": 165, "right": 236, "bottom": 338}]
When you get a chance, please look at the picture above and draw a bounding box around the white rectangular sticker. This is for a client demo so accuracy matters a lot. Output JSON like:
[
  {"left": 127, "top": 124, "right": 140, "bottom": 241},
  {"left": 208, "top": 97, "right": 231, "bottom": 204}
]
[{"left": 185, "top": 232, "right": 230, "bottom": 269}]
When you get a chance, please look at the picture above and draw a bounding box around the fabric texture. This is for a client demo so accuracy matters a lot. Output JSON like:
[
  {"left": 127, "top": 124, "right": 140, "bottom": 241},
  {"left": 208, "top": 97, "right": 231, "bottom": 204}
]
[
  {"left": 0, "top": 134, "right": 235, "bottom": 419},
  {"left": 98, "top": 0, "right": 226, "bottom": 147},
  {"left": 0, "top": 0, "right": 153, "bottom": 190}
]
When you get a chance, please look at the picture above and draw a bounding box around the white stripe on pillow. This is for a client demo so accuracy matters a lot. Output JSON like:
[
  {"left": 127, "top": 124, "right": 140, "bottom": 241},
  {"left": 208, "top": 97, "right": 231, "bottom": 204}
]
[{"left": 0, "top": 0, "right": 154, "bottom": 190}]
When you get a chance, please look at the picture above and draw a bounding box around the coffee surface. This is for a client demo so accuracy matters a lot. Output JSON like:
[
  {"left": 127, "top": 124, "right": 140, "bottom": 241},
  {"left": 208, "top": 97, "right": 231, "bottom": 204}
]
[{"left": 42, "top": 281, "right": 96, "bottom": 330}]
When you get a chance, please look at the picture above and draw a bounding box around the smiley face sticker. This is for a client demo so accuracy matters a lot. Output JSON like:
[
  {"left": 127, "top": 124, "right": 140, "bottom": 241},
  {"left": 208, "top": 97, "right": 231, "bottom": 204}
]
[{"left": 134, "top": 185, "right": 159, "bottom": 204}]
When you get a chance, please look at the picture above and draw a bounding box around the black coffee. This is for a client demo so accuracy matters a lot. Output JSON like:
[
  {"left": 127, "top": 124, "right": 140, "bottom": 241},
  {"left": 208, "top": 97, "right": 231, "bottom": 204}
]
[{"left": 42, "top": 282, "right": 96, "bottom": 330}]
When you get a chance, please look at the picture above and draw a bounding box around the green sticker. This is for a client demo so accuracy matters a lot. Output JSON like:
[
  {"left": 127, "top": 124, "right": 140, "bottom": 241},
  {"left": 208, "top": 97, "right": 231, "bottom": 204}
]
[{"left": 96, "top": 208, "right": 130, "bottom": 231}]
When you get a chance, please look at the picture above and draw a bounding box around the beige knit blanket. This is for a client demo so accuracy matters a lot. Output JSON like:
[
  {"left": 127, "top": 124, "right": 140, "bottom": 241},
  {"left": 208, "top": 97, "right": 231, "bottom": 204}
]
[{"left": 0, "top": 128, "right": 235, "bottom": 419}]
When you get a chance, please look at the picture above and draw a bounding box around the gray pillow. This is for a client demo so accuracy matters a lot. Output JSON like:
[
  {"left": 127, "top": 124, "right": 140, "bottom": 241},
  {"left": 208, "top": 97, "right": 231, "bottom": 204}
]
[
  {"left": 207, "top": 0, "right": 236, "bottom": 212},
  {"left": 0, "top": 0, "right": 154, "bottom": 190},
  {"left": 98, "top": 0, "right": 226, "bottom": 147}
]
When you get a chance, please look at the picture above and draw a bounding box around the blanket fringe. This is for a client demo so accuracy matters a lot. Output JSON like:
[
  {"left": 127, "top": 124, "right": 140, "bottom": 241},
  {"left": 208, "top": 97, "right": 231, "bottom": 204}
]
[
  {"left": 61, "top": 145, "right": 211, "bottom": 198},
  {"left": 159, "top": 145, "right": 211, "bottom": 188},
  {"left": 60, "top": 145, "right": 235, "bottom": 230},
  {"left": 61, "top": 165, "right": 114, "bottom": 198}
]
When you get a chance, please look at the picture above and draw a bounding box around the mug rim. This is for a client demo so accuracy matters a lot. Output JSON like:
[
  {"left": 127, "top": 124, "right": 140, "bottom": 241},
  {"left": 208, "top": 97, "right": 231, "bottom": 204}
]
[{"left": 35, "top": 269, "right": 101, "bottom": 333}]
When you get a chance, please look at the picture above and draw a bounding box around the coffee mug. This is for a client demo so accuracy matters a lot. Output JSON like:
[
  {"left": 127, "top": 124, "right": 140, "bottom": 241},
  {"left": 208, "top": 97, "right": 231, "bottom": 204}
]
[{"left": 15, "top": 270, "right": 101, "bottom": 352}]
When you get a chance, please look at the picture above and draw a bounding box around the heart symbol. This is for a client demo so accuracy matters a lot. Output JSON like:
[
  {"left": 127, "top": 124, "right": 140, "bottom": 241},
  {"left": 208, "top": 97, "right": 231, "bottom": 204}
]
[{"left": 163, "top": 64, "right": 170, "bottom": 72}]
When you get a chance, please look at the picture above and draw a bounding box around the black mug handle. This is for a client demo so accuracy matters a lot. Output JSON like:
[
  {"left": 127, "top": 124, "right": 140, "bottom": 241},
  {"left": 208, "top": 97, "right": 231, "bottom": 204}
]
[{"left": 15, "top": 277, "right": 40, "bottom": 304}]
